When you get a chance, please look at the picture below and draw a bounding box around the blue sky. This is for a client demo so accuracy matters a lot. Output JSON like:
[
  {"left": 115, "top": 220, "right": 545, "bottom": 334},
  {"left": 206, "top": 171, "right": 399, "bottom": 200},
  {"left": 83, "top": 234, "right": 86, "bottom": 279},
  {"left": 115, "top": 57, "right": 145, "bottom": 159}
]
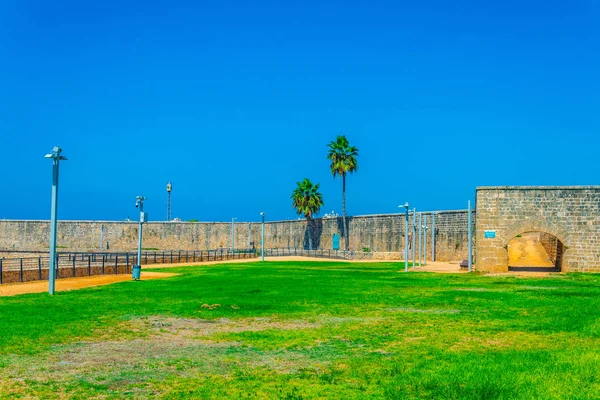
[{"left": 1, "top": 0, "right": 598, "bottom": 222}]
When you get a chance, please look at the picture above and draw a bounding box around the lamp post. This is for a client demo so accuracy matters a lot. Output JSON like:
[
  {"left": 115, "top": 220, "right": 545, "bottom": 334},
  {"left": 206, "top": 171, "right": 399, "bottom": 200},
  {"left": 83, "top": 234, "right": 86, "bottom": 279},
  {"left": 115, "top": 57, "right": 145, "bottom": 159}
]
[
  {"left": 166, "top": 182, "right": 172, "bottom": 221},
  {"left": 260, "top": 212, "right": 266, "bottom": 261},
  {"left": 400, "top": 202, "right": 409, "bottom": 272},
  {"left": 418, "top": 213, "right": 423, "bottom": 267},
  {"left": 468, "top": 200, "right": 472, "bottom": 272},
  {"left": 412, "top": 208, "right": 416, "bottom": 267},
  {"left": 133, "top": 196, "right": 147, "bottom": 280},
  {"left": 231, "top": 217, "right": 236, "bottom": 253},
  {"left": 45, "top": 146, "right": 67, "bottom": 295}
]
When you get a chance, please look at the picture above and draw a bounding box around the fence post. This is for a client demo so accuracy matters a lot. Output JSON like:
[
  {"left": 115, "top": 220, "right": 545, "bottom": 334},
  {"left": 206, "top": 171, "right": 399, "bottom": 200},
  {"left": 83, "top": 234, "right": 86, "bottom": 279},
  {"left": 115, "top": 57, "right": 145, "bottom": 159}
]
[
  {"left": 88, "top": 256, "right": 91, "bottom": 276},
  {"left": 154, "top": 252, "right": 157, "bottom": 264},
  {"left": 38, "top": 257, "right": 42, "bottom": 280},
  {"left": 170, "top": 251, "right": 173, "bottom": 264},
  {"left": 102, "top": 255, "right": 105, "bottom": 274},
  {"left": 126, "top": 253, "right": 129, "bottom": 274},
  {"left": 115, "top": 253, "right": 118, "bottom": 274},
  {"left": 0, "top": 259, "right": 3, "bottom": 285},
  {"left": 193, "top": 251, "right": 196, "bottom": 262},
  {"left": 20, "top": 258, "right": 24, "bottom": 282}
]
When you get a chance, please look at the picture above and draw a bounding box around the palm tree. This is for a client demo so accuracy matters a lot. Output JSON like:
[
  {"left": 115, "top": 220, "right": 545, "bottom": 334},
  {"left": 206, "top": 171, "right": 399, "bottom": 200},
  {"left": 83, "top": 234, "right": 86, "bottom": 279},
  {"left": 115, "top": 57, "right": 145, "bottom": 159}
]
[
  {"left": 291, "top": 178, "right": 324, "bottom": 250},
  {"left": 327, "top": 135, "right": 358, "bottom": 251}
]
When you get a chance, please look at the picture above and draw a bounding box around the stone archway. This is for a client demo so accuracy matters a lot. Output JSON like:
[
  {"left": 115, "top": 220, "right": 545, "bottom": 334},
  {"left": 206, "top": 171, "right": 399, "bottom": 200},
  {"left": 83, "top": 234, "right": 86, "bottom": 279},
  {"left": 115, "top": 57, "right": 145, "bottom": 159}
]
[
  {"left": 505, "top": 231, "right": 567, "bottom": 272},
  {"left": 475, "top": 186, "right": 599, "bottom": 273}
]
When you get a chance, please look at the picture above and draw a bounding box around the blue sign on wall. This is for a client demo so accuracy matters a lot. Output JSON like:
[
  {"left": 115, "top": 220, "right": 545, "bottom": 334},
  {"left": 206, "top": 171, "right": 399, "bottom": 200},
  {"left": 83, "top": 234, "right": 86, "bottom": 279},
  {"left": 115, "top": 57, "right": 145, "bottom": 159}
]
[
  {"left": 484, "top": 230, "right": 496, "bottom": 239},
  {"left": 332, "top": 233, "right": 340, "bottom": 250}
]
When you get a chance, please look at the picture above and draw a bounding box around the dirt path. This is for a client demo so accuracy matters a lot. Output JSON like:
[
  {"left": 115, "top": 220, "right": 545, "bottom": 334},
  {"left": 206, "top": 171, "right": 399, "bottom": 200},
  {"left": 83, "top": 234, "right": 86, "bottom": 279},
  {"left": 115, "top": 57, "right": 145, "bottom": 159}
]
[
  {"left": 508, "top": 233, "right": 554, "bottom": 267},
  {"left": 0, "top": 271, "right": 178, "bottom": 297}
]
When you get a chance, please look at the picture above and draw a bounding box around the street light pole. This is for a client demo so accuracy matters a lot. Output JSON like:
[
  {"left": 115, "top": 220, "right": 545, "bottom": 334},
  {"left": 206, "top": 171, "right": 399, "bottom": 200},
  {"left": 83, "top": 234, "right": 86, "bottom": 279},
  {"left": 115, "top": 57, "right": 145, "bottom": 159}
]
[
  {"left": 468, "top": 200, "right": 473, "bottom": 272},
  {"left": 45, "top": 147, "right": 67, "bottom": 295},
  {"left": 418, "top": 213, "right": 423, "bottom": 267},
  {"left": 133, "top": 196, "right": 147, "bottom": 280},
  {"left": 401, "top": 203, "right": 409, "bottom": 272},
  {"left": 166, "top": 182, "right": 172, "bottom": 221},
  {"left": 412, "top": 208, "right": 416, "bottom": 267},
  {"left": 260, "top": 212, "right": 266, "bottom": 261}
]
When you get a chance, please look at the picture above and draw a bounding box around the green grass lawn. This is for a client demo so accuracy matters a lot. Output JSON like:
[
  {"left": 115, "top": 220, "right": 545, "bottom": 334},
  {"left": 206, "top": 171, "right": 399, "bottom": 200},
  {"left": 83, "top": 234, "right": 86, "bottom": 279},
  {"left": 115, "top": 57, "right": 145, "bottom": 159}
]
[{"left": 0, "top": 261, "right": 599, "bottom": 399}]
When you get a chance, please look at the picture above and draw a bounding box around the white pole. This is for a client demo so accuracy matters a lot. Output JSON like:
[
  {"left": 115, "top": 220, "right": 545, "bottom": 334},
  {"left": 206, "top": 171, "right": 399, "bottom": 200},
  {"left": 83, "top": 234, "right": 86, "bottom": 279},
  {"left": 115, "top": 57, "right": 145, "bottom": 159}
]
[
  {"left": 432, "top": 214, "right": 436, "bottom": 261},
  {"left": 48, "top": 157, "right": 60, "bottom": 295},
  {"left": 468, "top": 201, "right": 473, "bottom": 272}
]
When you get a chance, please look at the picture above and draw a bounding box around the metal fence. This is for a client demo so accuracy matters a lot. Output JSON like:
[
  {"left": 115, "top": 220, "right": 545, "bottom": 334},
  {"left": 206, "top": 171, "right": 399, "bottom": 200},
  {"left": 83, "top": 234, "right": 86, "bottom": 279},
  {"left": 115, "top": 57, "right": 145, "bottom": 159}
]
[
  {"left": 0, "top": 247, "right": 380, "bottom": 285},
  {"left": 263, "top": 247, "right": 374, "bottom": 260},
  {"left": 0, "top": 249, "right": 256, "bottom": 285}
]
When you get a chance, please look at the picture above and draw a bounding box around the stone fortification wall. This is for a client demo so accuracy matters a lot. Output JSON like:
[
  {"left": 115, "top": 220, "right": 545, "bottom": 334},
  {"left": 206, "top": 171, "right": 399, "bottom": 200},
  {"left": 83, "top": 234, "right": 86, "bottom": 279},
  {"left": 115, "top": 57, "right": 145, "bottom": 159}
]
[
  {"left": 476, "top": 186, "right": 600, "bottom": 273},
  {"left": 539, "top": 232, "right": 559, "bottom": 263},
  {"left": 0, "top": 210, "right": 473, "bottom": 262}
]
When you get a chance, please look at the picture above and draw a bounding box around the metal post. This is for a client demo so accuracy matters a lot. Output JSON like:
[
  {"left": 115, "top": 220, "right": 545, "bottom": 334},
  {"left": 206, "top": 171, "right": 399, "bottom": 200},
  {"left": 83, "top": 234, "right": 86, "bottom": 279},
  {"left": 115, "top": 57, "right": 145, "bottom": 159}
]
[
  {"left": 405, "top": 205, "right": 409, "bottom": 272},
  {"left": 418, "top": 213, "right": 423, "bottom": 267},
  {"left": 432, "top": 213, "right": 436, "bottom": 262},
  {"left": 231, "top": 217, "right": 236, "bottom": 254},
  {"left": 468, "top": 200, "right": 473, "bottom": 272},
  {"left": 401, "top": 202, "right": 409, "bottom": 272},
  {"left": 248, "top": 223, "right": 251, "bottom": 248},
  {"left": 45, "top": 146, "right": 66, "bottom": 295},
  {"left": 423, "top": 215, "right": 429, "bottom": 265},
  {"left": 412, "top": 208, "right": 416, "bottom": 267},
  {"left": 260, "top": 212, "right": 266, "bottom": 262},
  {"left": 166, "top": 182, "right": 172, "bottom": 221},
  {"left": 133, "top": 196, "right": 146, "bottom": 280}
]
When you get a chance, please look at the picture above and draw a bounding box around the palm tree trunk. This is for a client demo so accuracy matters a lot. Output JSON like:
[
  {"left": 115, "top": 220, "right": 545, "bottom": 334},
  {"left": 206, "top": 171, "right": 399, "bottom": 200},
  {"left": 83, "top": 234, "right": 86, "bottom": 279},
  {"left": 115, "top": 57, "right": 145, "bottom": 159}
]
[{"left": 342, "top": 174, "right": 348, "bottom": 250}]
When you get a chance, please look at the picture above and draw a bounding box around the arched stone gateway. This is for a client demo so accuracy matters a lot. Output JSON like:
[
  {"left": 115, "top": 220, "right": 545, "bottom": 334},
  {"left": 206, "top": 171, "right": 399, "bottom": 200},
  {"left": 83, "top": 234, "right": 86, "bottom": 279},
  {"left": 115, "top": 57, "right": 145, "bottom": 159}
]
[{"left": 475, "top": 186, "right": 600, "bottom": 273}]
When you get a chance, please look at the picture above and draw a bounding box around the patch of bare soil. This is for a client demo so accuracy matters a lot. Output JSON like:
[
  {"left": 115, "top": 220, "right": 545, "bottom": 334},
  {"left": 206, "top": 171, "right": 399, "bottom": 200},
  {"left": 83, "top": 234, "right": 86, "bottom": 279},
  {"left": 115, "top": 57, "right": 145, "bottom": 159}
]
[
  {"left": 508, "top": 233, "right": 554, "bottom": 267},
  {"left": 0, "top": 271, "right": 178, "bottom": 297},
  {"left": 387, "top": 307, "right": 461, "bottom": 314},
  {"left": 0, "top": 315, "right": 360, "bottom": 393}
]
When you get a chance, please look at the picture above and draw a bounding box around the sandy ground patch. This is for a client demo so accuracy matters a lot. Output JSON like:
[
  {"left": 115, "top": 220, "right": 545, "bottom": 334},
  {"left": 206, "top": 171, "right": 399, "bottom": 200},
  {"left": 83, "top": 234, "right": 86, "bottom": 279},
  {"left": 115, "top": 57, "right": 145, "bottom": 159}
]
[
  {"left": 0, "top": 271, "right": 178, "bottom": 297},
  {"left": 146, "top": 255, "right": 402, "bottom": 269},
  {"left": 508, "top": 233, "right": 554, "bottom": 267}
]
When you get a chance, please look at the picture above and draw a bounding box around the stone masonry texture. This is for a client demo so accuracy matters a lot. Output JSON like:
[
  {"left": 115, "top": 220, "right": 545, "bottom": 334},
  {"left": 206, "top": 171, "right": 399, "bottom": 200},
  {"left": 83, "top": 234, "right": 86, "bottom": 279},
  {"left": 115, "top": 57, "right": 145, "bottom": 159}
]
[
  {"left": 475, "top": 186, "right": 600, "bottom": 273},
  {"left": 0, "top": 210, "right": 474, "bottom": 262}
]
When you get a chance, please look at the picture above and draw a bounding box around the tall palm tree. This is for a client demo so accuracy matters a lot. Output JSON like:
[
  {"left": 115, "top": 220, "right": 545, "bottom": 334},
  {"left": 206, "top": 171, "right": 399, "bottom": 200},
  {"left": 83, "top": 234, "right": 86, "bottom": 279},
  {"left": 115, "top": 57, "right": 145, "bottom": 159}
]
[
  {"left": 291, "top": 178, "right": 324, "bottom": 250},
  {"left": 327, "top": 135, "right": 358, "bottom": 251}
]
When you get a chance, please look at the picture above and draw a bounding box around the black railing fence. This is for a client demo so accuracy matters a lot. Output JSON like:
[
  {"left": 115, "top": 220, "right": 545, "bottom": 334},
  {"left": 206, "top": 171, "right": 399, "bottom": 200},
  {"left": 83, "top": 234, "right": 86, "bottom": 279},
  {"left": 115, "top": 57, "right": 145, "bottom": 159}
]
[
  {"left": 0, "top": 248, "right": 256, "bottom": 285},
  {"left": 262, "top": 247, "right": 374, "bottom": 260},
  {"left": 0, "top": 247, "right": 379, "bottom": 285}
]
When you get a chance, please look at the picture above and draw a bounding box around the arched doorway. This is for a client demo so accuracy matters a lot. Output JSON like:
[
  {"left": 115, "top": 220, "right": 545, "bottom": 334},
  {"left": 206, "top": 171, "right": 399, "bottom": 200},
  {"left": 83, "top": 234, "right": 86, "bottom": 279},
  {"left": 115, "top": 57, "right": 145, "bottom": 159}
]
[{"left": 507, "top": 232, "right": 564, "bottom": 272}]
